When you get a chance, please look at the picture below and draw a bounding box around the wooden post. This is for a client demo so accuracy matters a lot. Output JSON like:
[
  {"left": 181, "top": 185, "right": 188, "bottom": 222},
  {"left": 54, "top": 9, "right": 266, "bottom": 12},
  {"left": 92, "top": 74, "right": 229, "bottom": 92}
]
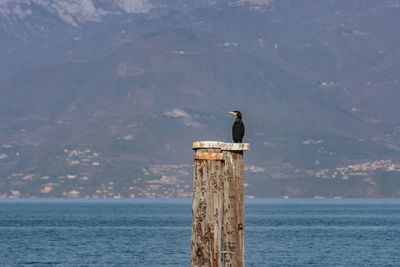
[
  {"left": 222, "top": 150, "right": 245, "bottom": 267},
  {"left": 191, "top": 141, "right": 250, "bottom": 267}
]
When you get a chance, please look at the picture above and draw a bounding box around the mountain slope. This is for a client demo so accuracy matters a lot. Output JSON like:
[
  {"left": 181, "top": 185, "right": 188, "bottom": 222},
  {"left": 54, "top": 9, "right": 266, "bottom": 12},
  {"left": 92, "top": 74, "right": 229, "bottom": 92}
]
[{"left": 1, "top": 0, "right": 400, "bottom": 198}]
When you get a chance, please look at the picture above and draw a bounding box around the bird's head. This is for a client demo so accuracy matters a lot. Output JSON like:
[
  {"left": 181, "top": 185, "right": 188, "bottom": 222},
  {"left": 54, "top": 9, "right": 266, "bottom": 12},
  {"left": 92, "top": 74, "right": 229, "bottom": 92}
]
[{"left": 229, "top": 110, "right": 242, "bottom": 119}]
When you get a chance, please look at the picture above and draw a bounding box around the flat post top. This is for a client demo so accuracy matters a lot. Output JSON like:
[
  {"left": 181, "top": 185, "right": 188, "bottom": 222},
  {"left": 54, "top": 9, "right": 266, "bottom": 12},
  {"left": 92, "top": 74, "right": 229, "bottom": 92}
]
[{"left": 192, "top": 141, "right": 250, "bottom": 151}]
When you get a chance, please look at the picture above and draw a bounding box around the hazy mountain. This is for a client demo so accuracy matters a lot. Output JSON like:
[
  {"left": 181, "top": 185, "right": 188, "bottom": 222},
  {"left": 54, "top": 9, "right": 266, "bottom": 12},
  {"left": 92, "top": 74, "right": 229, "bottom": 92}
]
[{"left": 1, "top": 0, "right": 400, "bottom": 198}]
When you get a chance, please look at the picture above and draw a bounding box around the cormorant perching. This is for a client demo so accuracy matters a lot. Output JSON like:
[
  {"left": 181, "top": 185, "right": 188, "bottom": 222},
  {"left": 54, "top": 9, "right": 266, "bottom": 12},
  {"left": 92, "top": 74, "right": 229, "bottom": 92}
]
[{"left": 229, "top": 111, "right": 245, "bottom": 143}]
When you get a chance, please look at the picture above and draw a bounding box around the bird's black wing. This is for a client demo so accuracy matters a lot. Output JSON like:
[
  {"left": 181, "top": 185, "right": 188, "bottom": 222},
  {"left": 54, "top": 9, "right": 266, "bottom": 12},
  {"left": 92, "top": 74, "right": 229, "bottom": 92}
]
[{"left": 232, "top": 120, "right": 245, "bottom": 143}]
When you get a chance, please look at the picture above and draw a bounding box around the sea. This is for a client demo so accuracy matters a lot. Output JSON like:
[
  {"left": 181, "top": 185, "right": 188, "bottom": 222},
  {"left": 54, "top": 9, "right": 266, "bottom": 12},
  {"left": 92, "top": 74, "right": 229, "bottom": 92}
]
[{"left": 0, "top": 198, "right": 399, "bottom": 266}]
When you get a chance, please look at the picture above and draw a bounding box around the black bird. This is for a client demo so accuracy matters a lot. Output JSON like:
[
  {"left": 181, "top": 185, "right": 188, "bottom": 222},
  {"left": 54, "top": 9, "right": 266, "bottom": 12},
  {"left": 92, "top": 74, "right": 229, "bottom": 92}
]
[{"left": 229, "top": 111, "right": 245, "bottom": 143}]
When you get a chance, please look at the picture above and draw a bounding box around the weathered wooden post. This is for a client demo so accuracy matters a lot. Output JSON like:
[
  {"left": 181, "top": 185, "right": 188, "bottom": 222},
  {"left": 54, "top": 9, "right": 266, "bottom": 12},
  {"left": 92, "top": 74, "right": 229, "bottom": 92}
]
[{"left": 191, "top": 141, "right": 250, "bottom": 267}]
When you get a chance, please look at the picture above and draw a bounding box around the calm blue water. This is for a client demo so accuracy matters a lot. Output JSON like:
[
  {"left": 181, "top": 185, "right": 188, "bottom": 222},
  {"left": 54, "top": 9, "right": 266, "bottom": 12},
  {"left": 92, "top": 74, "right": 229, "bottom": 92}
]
[{"left": 0, "top": 199, "right": 399, "bottom": 266}]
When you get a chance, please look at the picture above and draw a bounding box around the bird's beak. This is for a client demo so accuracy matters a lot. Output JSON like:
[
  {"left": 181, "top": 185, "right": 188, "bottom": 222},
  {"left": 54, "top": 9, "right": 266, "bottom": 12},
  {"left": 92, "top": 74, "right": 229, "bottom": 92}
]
[{"left": 229, "top": 111, "right": 237, "bottom": 116}]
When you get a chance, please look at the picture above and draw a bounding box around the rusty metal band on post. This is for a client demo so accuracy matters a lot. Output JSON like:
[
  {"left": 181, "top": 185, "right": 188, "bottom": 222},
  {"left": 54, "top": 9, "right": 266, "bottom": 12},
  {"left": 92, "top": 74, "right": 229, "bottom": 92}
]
[{"left": 194, "top": 152, "right": 224, "bottom": 160}]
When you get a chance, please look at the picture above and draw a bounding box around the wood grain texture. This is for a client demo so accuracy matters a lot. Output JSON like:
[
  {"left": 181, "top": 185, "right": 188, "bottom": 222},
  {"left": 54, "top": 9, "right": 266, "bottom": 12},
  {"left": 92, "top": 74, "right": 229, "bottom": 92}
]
[
  {"left": 191, "top": 143, "right": 247, "bottom": 267},
  {"left": 223, "top": 151, "right": 244, "bottom": 267},
  {"left": 191, "top": 148, "right": 224, "bottom": 267}
]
